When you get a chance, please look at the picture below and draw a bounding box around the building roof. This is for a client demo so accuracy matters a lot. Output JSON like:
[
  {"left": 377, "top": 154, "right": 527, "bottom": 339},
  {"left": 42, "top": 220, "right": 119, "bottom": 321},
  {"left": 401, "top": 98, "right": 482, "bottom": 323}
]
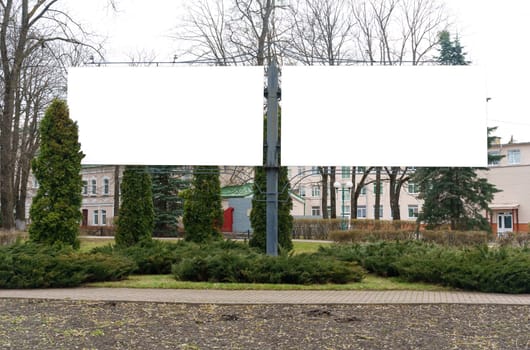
[{"left": 221, "top": 183, "right": 254, "bottom": 198}]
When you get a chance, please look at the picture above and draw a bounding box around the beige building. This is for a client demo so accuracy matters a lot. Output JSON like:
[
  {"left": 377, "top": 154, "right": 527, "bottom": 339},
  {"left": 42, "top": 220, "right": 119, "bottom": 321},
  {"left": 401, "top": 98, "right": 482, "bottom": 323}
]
[
  {"left": 485, "top": 141, "right": 530, "bottom": 234},
  {"left": 288, "top": 166, "right": 422, "bottom": 220},
  {"left": 23, "top": 148, "right": 529, "bottom": 235}
]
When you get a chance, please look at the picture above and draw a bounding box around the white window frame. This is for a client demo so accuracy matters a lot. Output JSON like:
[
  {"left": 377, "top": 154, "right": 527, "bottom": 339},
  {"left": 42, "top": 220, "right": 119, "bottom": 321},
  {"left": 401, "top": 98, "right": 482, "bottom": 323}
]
[
  {"left": 408, "top": 182, "right": 419, "bottom": 194},
  {"left": 488, "top": 151, "right": 501, "bottom": 166},
  {"left": 311, "top": 206, "right": 321, "bottom": 216},
  {"left": 82, "top": 180, "right": 88, "bottom": 195},
  {"left": 91, "top": 178, "right": 97, "bottom": 195},
  {"left": 311, "top": 185, "right": 321, "bottom": 197},
  {"left": 408, "top": 205, "right": 419, "bottom": 218},
  {"left": 360, "top": 186, "right": 367, "bottom": 195},
  {"left": 93, "top": 210, "right": 99, "bottom": 225},
  {"left": 373, "top": 183, "right": 383, "bottom": 195},
  {"left": 103, "top": 177, "right": 110, "bottom": 195},
  {"left": 357, "top": 205, "right": 367, "bottom": 218},
  {"left": 507, "top": 149, "right": 520, "bottom": 165},
  {"left": 341, "top": 166, "right": 351, "bottom": 178},
  {"left": 101, "top": 209, "right": 107, "bottom": 225}
]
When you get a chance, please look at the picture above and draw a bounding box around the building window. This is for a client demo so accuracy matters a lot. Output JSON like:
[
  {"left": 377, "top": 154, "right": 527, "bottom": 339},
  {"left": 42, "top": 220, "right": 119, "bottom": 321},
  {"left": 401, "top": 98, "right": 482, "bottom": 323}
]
[
  {"left": 408, "top": 205, "right": 419, "bottom": 218},
  {"left": 103, "top": 178, "right": 110, "bottom": 195},
  {"left": 373, "top": 205, "right": 383, "bottom": 218},
  {"left": 311, "top": 206, "right": 321, "bottom": 216},
  {"left": 408, "top": 182, "right": 419, "bottom": 194},
  {"left": 360, "top": 186, "right": 367, "bottom": 195},
  {"left": 311, "top": 166, "right": 319, "bottom": 175},
  {"left": 311, "top": 185, "right": 320, "bottom": 197},
  {"left": 357, "top": 205, "right": 367, "bottom": 218},
  {"left": 93, "top": 210, "right": 99, "bottom": 225},
  {"left": 82, "top": 180, "right": 88, "bottom": 195},
  {"left": 101, "top": 210, "right": 107, "bottom": 225},
  {"left": 299, "top": 186, "right": 306, "bottom": 197},
  {"left": 298, "top": 166, "right": 305, "bottom": 175},
  {"left": 373, "top": 183, "right": 383, "bottom": 195},
  {"left": 341, "top": 166, "right": 351, "bottom": 178},
  {"left": 341, "top": 205, "right": 351, "bottom": 217},
  {"left": 488, "top": 151, "right": 501, "bottom": 166},
  {"left": 91, "top": 179, "right": 97, "bottom": 195},
  {"left": 356, "top": 166, "right": 366, "bottom": 174},
  {"left": 507, "top": 149, "right": 520, "bottom": 165}
]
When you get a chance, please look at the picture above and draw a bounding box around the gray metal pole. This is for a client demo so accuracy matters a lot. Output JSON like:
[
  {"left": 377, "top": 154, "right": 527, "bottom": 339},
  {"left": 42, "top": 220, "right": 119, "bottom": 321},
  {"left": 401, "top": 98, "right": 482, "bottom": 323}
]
[{"left": 266, "top": 62, "right": 279, "bottom": 256}]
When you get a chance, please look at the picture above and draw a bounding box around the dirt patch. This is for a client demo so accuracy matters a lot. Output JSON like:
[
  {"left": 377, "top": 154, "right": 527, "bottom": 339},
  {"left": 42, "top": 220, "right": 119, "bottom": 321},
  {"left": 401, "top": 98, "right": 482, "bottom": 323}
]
[{"left": 0, "top": 299, "right": 528, "bottom": 349}]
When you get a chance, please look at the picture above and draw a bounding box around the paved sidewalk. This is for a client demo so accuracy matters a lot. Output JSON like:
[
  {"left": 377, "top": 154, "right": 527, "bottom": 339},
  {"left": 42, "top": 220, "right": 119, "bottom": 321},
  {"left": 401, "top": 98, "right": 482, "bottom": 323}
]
[{"left": 0, "top": 288, "right": 529, "bottom": 305}]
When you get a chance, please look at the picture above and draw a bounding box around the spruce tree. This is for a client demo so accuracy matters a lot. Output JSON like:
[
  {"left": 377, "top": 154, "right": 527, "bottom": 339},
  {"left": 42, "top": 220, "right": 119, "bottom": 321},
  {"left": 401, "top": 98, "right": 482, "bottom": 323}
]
[
  {"left": 413, "top": 32, "right": 498, "bottom": 231},
  {"left": 414, "top": 167, "right": 497, "bottom": 231},
  {"left": 29, "top": 99, "right": 84, "bottom": 248},
  {"left": 182, "top": 166, "right": 223, "bottom": 243},
  {"left": 149, "top": 166, "right": 187, "bottom": 236},
  {"left": 115, "top": 165, "right": 154, "bottom": 246}
]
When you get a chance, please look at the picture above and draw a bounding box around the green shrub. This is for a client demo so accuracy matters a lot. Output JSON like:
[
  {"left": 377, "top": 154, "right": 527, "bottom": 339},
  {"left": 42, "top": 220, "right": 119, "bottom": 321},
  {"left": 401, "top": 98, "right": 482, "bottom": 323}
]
[
  {"left": 420, "top": 230, "right": 489, "bottom": 246},
  {"left": 329, "top": 230, "right": 415, "bottom": 243},
  {"left": 172, "top": 249, "right": 365, "bottom": 284},
  {"left": 0, "top": 242, "right": 134, "bottom": 288},
  {"left": 320, "top": 241, "right": 530, "bottom": 293}
]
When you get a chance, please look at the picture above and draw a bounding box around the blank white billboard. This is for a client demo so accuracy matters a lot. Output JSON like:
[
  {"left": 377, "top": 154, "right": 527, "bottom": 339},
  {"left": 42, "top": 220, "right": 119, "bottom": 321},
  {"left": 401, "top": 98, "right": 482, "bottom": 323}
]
[
  {"left": 68, "top": 66, "right": 264, "bottom": 165},
  {"left": 281, "top": 66, "right": 487, "bottom": 167}
]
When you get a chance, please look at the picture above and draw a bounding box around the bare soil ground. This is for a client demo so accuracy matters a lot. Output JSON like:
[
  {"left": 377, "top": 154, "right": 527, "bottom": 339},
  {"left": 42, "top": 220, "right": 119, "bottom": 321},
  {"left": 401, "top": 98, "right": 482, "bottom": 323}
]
[{"left": 0, "top": 299, "right": 528, "bottom": 350}]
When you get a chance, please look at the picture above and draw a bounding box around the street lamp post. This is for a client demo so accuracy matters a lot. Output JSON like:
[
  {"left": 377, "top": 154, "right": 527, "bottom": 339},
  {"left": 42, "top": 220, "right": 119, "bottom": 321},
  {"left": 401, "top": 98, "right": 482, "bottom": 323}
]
[{"left": 334, "top": 181, "right": 353, "bottom": 230}]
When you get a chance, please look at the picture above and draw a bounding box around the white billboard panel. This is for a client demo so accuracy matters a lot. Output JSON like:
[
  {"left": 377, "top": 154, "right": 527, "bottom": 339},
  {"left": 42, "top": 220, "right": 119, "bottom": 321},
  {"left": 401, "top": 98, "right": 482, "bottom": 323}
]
[
  {"left": 68, "top": 66, "right": 264, "bottom": 165},
  {"left": 281, "top": 66, "right": 487, "bottom": 167}
]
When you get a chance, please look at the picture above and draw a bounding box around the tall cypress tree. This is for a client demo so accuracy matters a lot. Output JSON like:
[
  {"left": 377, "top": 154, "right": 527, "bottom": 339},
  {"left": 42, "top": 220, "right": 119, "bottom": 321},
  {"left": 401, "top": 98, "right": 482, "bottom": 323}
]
[
  {"left": 182, "top": 166, "right": 223, "bottom": 243},
  {"left": 115, "top": 165, "right": 154, "bottom": 246},
  {"left": 29, "top": 99, "right": 84, "bottom": 248}
]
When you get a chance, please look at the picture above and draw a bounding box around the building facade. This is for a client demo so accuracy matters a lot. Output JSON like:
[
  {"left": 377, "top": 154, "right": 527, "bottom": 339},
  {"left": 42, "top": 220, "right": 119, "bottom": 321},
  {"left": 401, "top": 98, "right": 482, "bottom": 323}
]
[{"left": 485, "top": 141, "right": 530, "bottom": 234}]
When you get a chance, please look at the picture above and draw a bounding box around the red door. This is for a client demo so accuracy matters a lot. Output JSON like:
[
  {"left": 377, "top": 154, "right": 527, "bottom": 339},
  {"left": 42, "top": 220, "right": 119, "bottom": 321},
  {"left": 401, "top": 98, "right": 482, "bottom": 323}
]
[{"left": 222, "top": 208, "right": 234, "bottom": 232}]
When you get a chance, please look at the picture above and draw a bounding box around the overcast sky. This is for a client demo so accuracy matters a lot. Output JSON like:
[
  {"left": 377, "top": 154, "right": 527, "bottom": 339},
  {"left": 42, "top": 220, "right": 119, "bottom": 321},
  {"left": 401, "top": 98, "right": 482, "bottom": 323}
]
[{"left": 68, "top": 0, "right": 530, "bottom": 144}]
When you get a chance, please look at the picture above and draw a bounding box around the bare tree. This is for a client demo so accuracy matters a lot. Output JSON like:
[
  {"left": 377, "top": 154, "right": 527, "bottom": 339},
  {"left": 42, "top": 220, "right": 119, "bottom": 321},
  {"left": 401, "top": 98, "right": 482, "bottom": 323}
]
[
  {"left": 350, "top": 166, "right": 374, "bottom": 219},
  {"left": 0, "top": 0, "right": 102, "bottom": 229},
  {"left": 385, "top": 166, "right": 410, "bottom": 220}
]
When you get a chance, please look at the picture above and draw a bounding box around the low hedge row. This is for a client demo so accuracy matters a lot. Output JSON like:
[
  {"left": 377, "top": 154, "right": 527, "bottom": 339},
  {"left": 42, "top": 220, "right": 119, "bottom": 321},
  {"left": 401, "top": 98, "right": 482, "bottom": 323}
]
[
  {"left": 329, "top": 229, "right": 489, "bottom": 246},
  {"left": 292, "top": 219, "right": 417, "bottom": 240},
  {"left": 318, "top": 241, "right": 530, "bottom": 293},
  {"left": 0, "top": 242, "right": 135, "bottom": 288}
]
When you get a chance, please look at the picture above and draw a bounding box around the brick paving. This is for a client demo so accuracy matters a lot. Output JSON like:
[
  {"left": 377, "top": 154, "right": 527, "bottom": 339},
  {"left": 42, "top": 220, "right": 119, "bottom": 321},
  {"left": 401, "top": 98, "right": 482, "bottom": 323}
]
[{"left": 0, "top": 288, "right": 529, "bottom": 305}]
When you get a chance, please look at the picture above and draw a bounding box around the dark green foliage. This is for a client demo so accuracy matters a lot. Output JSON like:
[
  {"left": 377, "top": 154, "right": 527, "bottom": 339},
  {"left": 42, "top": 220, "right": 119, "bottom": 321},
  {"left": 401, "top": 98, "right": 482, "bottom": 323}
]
[
  {"left": 413, "top": 167, "right": 498, "bottom": 231},
  {"left": 172, "top": 249, "right": 365, "bottom": 284},
  {"left": 0, "top": 242, "right": 135, "bottom": 288},
  {"left": 149, "top": 166, "right": 189, "bottom": 236},
  {"left": 29, "top": 99, "right": 84, "bottom": 249},
  {"left": 319, "top": 241, "right": 530, "bottom": 293},
  {"left": 249, "top": 166, "right": 293, "bottom": 253},
  {"left": 115, "top": 166, "right": 154, "bottom": 247},
  {"left": 487, "top": 127, "right": 504, "bottom": 164},
  {"left": 437, "top": 30, "right": 468, "bottom": 65},
  {"left": 182, "top": 166, "right": 223, "bottom": 243}
]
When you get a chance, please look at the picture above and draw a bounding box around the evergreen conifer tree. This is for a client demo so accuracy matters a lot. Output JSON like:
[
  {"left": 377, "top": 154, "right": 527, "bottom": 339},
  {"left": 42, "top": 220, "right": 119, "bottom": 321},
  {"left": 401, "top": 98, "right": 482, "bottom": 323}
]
[
  {"left": 413, "top": 32, "right": 498, "bottom": 231},
  {"left": 149, "top": 166, "right": 187, "bottom": 236},
  {"left": 249, "top": 166, "right": 293, "bottom": 253},
  {"left": 182, "top": 166, "right": 223, "bottom": 243},
  {"left": 115, "top": 165, "right": 154, "bottom": 246},
  {"left": 29, "top": 99, "right": 84, "bottom": 248}
]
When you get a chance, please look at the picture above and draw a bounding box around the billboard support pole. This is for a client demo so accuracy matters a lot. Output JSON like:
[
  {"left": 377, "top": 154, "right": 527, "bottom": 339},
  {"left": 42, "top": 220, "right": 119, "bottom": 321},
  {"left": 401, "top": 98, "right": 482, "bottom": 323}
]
[{"left": 266, "top": 62, "right": 279, "bottom": 256}]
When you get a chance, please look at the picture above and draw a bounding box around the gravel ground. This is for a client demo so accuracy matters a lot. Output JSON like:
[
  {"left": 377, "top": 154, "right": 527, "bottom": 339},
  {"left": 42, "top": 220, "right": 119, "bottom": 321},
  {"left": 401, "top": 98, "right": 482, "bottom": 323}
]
[{"left": 0, "top": 299, "right": 529, "bottom": 349}]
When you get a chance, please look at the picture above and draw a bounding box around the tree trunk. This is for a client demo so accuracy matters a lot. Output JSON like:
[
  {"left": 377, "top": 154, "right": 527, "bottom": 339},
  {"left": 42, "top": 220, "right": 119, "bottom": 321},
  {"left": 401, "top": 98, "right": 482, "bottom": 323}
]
[
  {"left": 374, "top": 167, "right": 381, "bottom": 220},
  {"left": 319, "top": 167, "right": 328, "bottom": 219},
  {"left": 330, "top": 166, "right": 336, "bottom": 218},
  {"left": 350, "top": 166, "right": 357, "bottom": 219}
]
